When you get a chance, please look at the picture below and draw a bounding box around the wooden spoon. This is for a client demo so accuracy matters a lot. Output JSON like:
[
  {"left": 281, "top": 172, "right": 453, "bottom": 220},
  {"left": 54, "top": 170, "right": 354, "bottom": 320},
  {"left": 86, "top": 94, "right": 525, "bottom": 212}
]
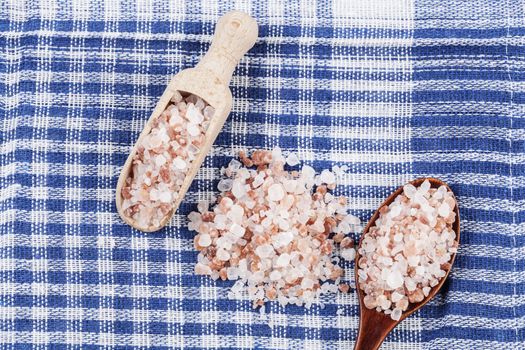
[
  {"left": 116, "top": 11, "right": 258, "bottom": 232},
  {"left": 354, "top": 178, "right": 460, "bottom": 350}
]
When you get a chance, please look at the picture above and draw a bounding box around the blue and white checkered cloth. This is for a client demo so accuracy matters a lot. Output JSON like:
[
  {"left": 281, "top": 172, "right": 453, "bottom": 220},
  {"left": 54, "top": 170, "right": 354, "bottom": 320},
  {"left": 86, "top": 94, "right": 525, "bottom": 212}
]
[{"left": 0, "top": 0, "right": 523, "bottom": 349}]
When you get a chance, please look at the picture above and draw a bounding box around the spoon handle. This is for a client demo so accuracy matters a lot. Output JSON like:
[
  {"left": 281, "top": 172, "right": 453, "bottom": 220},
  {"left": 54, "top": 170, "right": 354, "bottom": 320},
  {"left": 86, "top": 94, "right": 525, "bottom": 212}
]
[
  {"left": 196, "top": 11, "right": 258, "bottom": 84},
  {"left": 354, "top": 308, "right": 395, "bottom": 350}
]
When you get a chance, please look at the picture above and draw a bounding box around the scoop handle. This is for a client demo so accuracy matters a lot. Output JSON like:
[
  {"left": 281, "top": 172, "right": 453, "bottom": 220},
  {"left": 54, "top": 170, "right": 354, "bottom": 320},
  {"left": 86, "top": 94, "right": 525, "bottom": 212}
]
[{"left": 196, "top": 11, "right": 258, "bottom": 84}]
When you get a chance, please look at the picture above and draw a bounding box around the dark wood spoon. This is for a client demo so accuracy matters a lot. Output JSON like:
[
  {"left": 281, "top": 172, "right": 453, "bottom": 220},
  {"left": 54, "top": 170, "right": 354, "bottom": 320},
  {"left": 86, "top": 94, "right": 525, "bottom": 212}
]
[{"left": 353, "top": 178, "right": 460, "bottom": 350}]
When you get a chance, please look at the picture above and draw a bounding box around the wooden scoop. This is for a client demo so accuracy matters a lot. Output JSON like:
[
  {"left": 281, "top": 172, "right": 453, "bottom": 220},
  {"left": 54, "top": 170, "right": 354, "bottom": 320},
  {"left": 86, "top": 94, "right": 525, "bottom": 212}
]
[
  {"left": 354, "top": 178, "right": 460, "bottom": 350},
  {"left": 116, "top": 11, "right": 258, "bottom": 232}
]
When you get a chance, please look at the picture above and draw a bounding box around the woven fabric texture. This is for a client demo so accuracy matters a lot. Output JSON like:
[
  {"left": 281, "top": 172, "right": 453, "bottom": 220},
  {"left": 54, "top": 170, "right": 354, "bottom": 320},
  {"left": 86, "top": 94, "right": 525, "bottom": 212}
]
[{"left": 0, "top": 0, "right": 523, "bottom": 349}]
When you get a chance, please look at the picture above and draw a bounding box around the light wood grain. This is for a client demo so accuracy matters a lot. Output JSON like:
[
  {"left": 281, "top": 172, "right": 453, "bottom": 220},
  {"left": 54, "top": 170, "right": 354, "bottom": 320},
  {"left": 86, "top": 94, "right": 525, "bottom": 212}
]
[{"left": 116, "top": 11, "right": 258, "bottom": 232}]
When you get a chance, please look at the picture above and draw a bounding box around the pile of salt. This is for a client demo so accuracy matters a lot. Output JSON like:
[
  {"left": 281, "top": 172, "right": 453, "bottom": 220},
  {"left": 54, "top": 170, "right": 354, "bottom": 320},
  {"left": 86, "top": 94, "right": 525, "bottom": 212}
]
[{"left": 188, "top": 148, "right": 360, "bottom": 307}]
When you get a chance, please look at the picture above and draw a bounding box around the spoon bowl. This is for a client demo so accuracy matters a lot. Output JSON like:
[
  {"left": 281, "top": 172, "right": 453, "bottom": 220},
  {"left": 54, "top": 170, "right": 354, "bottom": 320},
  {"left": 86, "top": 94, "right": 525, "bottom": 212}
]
[{"left": 354, "top": 178, "right": 460, "bottom": 350}]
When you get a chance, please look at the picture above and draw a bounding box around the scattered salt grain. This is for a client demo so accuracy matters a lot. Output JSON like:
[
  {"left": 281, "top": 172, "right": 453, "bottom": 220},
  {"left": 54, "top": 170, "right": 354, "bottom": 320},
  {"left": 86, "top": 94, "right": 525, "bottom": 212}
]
[
  {"left": 269, "top": 270, "right": 281, "bottom": 281},
  {"left": 285, "top": 152, "right": 300, "bottom": 166},
  {"left": 391, "top": 308, "right": 402, "bottom": 321},
  {"left": 275, "top": 253, "right": 290, "bottom": 267},
  {"left": 230, "top": 223, "right": 245, "bottom": 237},
  {"left": 158, "top": 191, "right": 172, "bottom": 204},
  {"left": 438, "top": 203, "right": 451, "bottom": 217},
  {"left": 255, "top": 244, "right": 274, "bottom": 258},
  {"left": 173, "top": 157, "right": 187, "bottom": 170},
  {"left": 187, "top": 124, "right": 201, "bottom": 137},
  {"left": 319, "top": 169, "right": 336, "bottom": 185},
  {"left": 227, "top": 204, "right": 244, "bottom": 223},
  {"left": 218, "top": 179, "right": 233, "bottom": 192},
  {"left": 188, "top": 148, "right": 361, "bottom": 308},
  {"left": 357, "top": 180, "right": 458, "bottom": 321},
  {"left": 198, "top": 234, "right": 212, "bottom": 247},
  {"left": 217, "top": 249, "right": 230, "bottom": 261},
  {"left": 338, "top": 283, "right": 350, "bottom": 293},
  {"left": 232, "top": 181, "right": 246, "bottom": 199},
  {"left": 267, "top": 184, "right": 285, "bottom": 202},
  {"left": 155, "top": 154, "right": 167, "bottom": 167},
  {"left": 186, "top": 105, "right": 204, "bottom": 124},
  {"left": 341, "top": 248, "right": 356, "bottom": 261},
  {"left": 386, "top": 270, "right": 404, "bottom": 289},
  {"left": 259, "top": 305, "right": 267, "bottom": 319}
]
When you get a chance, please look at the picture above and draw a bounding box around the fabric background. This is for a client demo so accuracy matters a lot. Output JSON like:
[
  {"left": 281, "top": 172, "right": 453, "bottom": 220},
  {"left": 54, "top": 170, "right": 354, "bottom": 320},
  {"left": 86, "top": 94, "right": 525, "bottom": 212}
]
[{"left": 0, "top": 0, "right": 523, "bottom": 349}]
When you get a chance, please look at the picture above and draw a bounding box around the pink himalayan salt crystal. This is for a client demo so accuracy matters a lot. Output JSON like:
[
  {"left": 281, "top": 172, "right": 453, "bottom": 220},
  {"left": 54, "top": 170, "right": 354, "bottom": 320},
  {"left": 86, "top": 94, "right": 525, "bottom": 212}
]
[
  {"left": 357, "top": 180, "right": 457, "bottom": 321},
  {"left": 198, "top": 234, "right": 212, "bottom": 247},
  {"left": 391, "top": 308, "right": 402, "bottom": 321},
  {"left": 188, "top": 149, "right": 360, "bottom": 308},
  {"left": 267, "top": 183, "right": 285, "bottom": 202},
  {"left": 319, "top": 169, "right": 336, "bottom": 185},
  {"left": 285, "top": 152, "right": 300, "bottom": 166},
  {"left": 341, "top": 247, "right": 356, "bottom": 261},
  {"left": 121, "top": 92, "right": 215, "bottom": 228}
]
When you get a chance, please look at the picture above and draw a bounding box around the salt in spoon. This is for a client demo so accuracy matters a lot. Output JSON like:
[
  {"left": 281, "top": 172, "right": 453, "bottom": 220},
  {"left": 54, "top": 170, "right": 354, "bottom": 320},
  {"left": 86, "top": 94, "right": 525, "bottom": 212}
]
[
  {"left": 116, "top": 11, "right": 258, "bottom": 232},
  {"left": 354, "top": 178, "right": 460, "bottom": 350}
]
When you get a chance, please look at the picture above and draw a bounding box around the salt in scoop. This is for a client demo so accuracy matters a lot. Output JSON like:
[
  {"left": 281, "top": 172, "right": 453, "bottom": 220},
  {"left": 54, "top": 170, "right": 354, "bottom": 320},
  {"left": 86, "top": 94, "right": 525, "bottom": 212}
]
[
  {"left": 354, "top": 178, "right": 460, "bottom": 350},
  {"left": 116, "top": 11, "right": 258, "bottom": 232}
]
